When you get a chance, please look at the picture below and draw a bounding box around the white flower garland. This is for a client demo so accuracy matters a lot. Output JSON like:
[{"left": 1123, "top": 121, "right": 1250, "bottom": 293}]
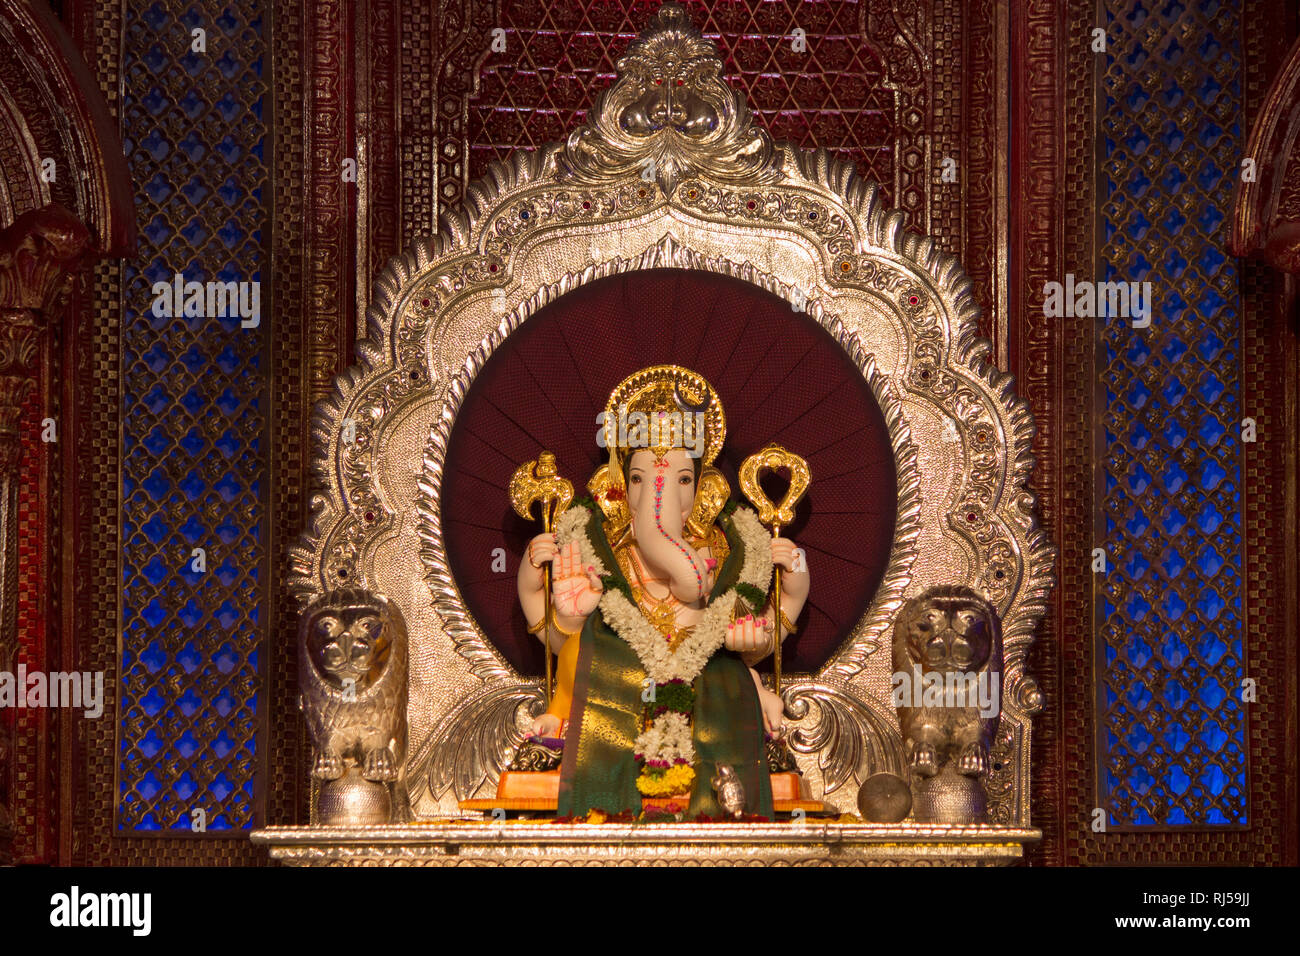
[
  {"left": 555, "top": 502, "right": 773, "bottom": 785},
  {"left": 633, "top": 710, "right": 694, "bottom": 764},
  {"left": 555, "top": 503, "right": 772, "bottom": 684},
  {"left": 555, "top": 504, "right": 606, "bottom": 575}
]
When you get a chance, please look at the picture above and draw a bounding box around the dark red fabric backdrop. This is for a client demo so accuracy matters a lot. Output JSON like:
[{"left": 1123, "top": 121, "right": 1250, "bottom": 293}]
[{"left": 441, "top": 268, "right": 897, "bottom": 675}]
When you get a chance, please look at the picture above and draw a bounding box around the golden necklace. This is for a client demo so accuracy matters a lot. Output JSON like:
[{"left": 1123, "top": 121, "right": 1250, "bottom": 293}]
[{"left": 623, "top": 545, "right": 693, "bottom": 651}]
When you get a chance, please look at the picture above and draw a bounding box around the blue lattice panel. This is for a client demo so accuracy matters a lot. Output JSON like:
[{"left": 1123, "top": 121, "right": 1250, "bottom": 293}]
[
  {"left": 117, "top": 1, "right": 267, "bottom": 831},
  {"left": 1097, "top": 0, "right": 1246, "bottom": 826}
]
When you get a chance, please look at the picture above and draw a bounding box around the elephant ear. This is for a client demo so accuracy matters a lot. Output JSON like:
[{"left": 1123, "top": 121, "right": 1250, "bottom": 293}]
[
  {"left": 686, "top": 465, "right": 730, "bottom": 537},
  {"left": 587, "top": 462, "right": 631, "bottom": 537}
]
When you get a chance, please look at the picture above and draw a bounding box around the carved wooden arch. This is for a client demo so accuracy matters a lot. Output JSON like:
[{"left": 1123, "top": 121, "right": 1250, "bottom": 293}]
[
  {"left": 0, "top": 0, "right": 134, "bottom": 251},
  {"left": 1232, "top": 35, "right": 1300, "bottom": 272}
]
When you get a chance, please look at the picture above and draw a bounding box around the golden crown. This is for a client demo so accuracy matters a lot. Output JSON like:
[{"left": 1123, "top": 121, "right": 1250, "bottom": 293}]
[{"left": 600, "top": 365, "right": 726, "bottom": 465}]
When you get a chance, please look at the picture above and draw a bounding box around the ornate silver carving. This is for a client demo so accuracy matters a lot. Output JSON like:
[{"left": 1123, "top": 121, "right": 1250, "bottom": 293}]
[
  {"left": 783, "top": 682, "right": 906, "bottom": 796},
  {"left": 891, "top": 586, "right": 1004, "bottom": 824},
  {"left": 299, "top": 589, "right": 409, "bottom": 824},
  {"left": 559, "top": 2, "right": 778, "bottom": 194},
  {"left": 711, "top": 765, "right": 747, "bottom": 819},
  {"left": 411, "top": 682, "right": 543, "bottom": 805},
  {"left": 892, "top": 586, "right": 1002, "bottom": 779},
  {"left": 279, "top": 2, "right": 1054, "bottom": 843},
  {"left": 507, "top": 738, "right": 563, "bottom": 774},
  {"left": 253, "top": 822, "right": 1039, "bottom": 867}
]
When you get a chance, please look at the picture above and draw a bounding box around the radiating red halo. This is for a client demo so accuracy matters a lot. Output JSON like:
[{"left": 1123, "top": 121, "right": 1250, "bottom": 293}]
[{"left": 440, "top": 268, "right": 897, "bottom": 675}]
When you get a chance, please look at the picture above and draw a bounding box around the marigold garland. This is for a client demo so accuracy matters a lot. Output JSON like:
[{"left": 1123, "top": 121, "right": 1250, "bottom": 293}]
[{"left": 636, "top": 763, "right": 696, "bottom": 797}]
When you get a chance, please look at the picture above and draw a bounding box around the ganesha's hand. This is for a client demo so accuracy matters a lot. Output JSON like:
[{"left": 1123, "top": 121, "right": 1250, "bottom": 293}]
[
  {"left": 749, "top": 668, "right": 786, "bottom": 735},
  {"left": 529, "top": 713, "right": 562, "bottom": 738},
  {"left": 519, "top": 532, "right": 558, "bottom": 592},
  {"left": 771, "top": 537, "right": 810, "bottom": 602},
  {"left": 758, "top": 685, "right": 786, "bottom": 736},
  {"left": 552, "top": 540, "right": 603, "bottom": 619},
  {"left": 725, "top": 613, "right": 773, "bottom": 654}
]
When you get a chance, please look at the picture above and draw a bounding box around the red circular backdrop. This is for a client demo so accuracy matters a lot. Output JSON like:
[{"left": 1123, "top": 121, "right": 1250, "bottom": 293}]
[{"left": 440, "top": 268, "right": 897, "bottom": 674}]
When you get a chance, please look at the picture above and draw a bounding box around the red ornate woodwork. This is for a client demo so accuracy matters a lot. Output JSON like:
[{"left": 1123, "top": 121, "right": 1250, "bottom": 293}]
[
  {"left": 1009, "top": 0, "right": 1068, "bottom": 866},
  {"left": 0, "top": 0, "right": 134, "bottom": 253},
  {"left": 1052, "top": 1, "right": 1299, "bottom": 865},
  {"left": 1233, "top": 35, "right": 1300, "bottom": 274},
  {"left": 34, "top": 0, "right": 1298, "bottom": 865},
  {"left": 0, "top": 204, "right": 89, "bottom": 473},
  {"left": 0, "top": 0, "right": 133, "bottom": 864},
  {"left": 358, "top": 0, "right": 1002, "bottom": 351},
  {"left": 0, "top": 206, "right": 91, "bottom": 864}
]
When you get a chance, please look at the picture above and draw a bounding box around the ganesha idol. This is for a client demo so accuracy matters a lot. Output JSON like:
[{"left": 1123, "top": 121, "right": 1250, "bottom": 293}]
[{"left": 511, "top": 366, "right": 809, "bottom": 818}]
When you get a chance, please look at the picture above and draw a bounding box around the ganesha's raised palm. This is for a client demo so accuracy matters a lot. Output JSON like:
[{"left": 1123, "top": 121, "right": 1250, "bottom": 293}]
[{"left": 552, "top": 540, "right": 603, "bottom": 619}]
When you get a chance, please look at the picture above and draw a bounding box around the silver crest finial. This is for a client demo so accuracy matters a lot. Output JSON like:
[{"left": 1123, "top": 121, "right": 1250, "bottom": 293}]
[{"left": 559, "top": 1, "right": 778, "bottom": 193}]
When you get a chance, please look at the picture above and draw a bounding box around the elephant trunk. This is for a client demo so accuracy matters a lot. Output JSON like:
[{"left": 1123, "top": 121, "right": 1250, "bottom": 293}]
[{"left": 633, "top": 469, "right": 706, "bottom": 604}]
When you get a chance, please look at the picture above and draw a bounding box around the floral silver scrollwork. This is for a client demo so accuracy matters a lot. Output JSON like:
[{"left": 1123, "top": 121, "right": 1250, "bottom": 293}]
[
  {"left": 558, "top": 2, "right": 778, "bottom": 195},
  {"left": 409, "top": 682, "right": 544, "bottom": 805},
  {"left": 783, "top": 681, "right": 906, "bottom": 796}
]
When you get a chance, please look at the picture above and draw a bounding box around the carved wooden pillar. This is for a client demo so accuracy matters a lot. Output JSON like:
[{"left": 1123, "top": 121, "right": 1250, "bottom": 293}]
[
  {"left": 0, "top": 203, "right": 90, "bottom": 864},
  {"left": 1232, "top": 36, "right": 1300, "bottom": 866}
]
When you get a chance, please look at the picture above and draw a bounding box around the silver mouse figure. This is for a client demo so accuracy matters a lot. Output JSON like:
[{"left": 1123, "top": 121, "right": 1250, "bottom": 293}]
[{"left": 711, "top": 764, "right": 746, "bottom": 818}]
